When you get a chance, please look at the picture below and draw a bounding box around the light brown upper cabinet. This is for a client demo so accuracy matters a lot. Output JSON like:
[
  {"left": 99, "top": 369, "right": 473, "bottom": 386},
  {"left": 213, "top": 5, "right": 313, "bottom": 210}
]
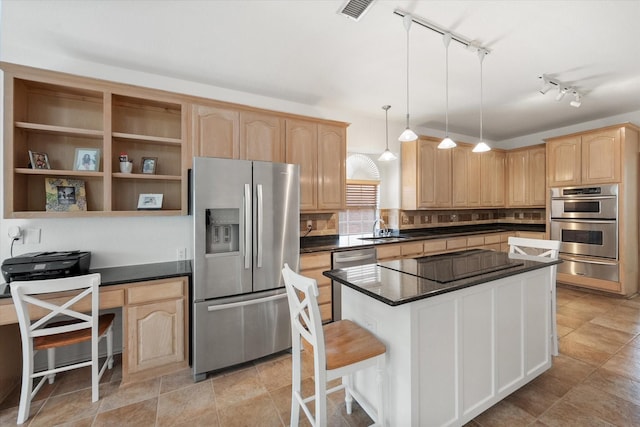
[
  {"left": 402, "top": 137, "right": 452, "bottom": 209},
  {"left": 3, "top": 62, "right": 188, "bottom": 218},
  {"left": 452, "top": 143, "right": 481, "bottom": 208},
  {"left": 285, "top": 119, "right": 346, "bottom": 211},
  {"left": 546, "top": 126, "right": 625, "bottom": 186},
  {"left": 191, "top": 107, "right": 284, "bottom": 162},
  {"left": 479, "top": 150, "right": 506, "bottom": 207},
  {"left": 506, "top": 145, "right": 546, "bottom": 207}
]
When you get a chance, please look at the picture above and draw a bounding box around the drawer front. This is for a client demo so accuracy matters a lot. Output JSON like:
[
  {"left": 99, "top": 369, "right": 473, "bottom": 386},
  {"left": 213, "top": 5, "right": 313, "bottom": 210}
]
[
  {"left": 377, "top": 244, "right": 402, "bottom": 260},
  {"left": 484, "top": 234, "right": 501, "bottom": 245},
  {"left": 467, "top": 236, "right": 485, "bottom": 247},
  {"left": 447, "top": 238, "right": 467, "bottom": 250},
  {"left": 303, "top": 268, "right": 331, "bottom": 287},
  {"left": 423, "top": 240, "right": 447, "bottom": 254},
  {"left": 300, "top": 252, "right": 331, "bottom": 270},
  {"left": 401, "top": 242, "right": 425, "bottom": 256},
  {"left": 127, "top": 279, "right": 185, "bottom": 305}
]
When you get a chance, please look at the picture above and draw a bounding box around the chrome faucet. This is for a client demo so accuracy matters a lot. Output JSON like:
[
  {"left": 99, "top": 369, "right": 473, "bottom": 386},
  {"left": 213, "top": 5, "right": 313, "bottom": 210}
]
[{"left": 372, "top": 218, "right": 389, "bottom": 237}]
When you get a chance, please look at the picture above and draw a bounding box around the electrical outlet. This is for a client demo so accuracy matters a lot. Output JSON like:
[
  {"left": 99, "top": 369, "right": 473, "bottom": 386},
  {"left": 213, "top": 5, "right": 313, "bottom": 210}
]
[
  {"left": 24, "top": 228, "right": 41, "bottom": 244},
  {"left": 306, "top": 220, "right": 313, "bottom": 229},
  {"left": 176, "top": 247, "right": 187, "bottom": 260},
  {"left": 363, "top": 315, "right": 377, "bottom": 332}
]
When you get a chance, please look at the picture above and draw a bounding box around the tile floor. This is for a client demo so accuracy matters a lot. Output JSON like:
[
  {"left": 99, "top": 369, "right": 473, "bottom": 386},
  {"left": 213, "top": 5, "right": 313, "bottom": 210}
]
[{"left": 2, "top": 285, "right": 640, "bottom": 426}]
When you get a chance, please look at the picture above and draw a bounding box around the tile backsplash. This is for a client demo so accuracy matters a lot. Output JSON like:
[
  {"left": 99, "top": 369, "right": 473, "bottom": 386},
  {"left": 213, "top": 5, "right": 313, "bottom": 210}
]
[
  {"left": 299, "top": 212, "right": 339, "bottom": 236},
  {"left": 381, "top": 208, "right": 546, "bottom": 230}
]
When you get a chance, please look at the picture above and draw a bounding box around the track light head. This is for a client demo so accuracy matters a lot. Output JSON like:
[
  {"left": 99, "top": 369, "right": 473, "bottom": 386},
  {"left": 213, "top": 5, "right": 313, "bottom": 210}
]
[
  {"left": 539, "top": 75, "right": 553, "bottom": 94},
  {"left": 570, "top": 91, "right": 582, "bottom": 108},
  {"left": 555, "top": 86, "right": 568, "bottom": 101}
]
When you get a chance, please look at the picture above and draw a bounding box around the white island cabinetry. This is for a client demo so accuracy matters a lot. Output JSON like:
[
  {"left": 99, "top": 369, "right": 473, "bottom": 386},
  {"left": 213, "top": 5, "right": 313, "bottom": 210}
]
[{"left": 340, "top": 263, "right": 553, "bottom": 426}]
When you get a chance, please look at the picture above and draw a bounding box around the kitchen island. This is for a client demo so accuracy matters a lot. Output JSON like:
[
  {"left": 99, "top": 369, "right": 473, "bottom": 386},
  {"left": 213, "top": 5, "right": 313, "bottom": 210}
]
[{"left": 323, "top": 249, "right": 561, "bottom": 427}]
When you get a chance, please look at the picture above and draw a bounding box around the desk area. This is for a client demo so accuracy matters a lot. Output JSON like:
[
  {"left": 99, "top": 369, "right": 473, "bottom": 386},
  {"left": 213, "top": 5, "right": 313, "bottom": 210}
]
[{"left": 0, "top": 261, "right": 192, "bottom": 404}]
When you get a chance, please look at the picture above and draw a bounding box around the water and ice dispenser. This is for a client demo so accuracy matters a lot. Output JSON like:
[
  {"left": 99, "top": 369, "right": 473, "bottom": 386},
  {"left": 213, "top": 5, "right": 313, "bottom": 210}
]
[{"left": 206, "top": 208, "right": 240, "bottom": 254}]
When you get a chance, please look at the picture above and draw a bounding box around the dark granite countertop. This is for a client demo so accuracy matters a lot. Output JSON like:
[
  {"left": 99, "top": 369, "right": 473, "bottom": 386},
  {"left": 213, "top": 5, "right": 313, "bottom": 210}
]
[
  {"left": 0, "top": 260, "right": 192, "bottom": 299},
  {"left": 301, "top": 223, "right": 545, "bottom": 253},
  {"left": 323, "top": 249, "right": 560, "bottom": 306}
]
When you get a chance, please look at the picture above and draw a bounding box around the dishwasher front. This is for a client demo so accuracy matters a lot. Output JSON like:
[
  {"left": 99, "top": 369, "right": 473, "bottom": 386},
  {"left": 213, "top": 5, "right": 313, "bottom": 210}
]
[{"left": 331, "top": 247, "right": 377, "bottom": 321}]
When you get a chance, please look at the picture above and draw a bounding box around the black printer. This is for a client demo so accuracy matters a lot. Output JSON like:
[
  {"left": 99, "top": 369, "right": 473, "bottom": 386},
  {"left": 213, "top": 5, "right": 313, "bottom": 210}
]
[{"left": 1, "top": 251, "right": 91, "bottom": 283}]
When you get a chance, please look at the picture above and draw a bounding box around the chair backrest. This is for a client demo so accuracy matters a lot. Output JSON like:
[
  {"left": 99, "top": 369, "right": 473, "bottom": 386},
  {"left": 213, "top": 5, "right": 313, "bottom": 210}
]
[
  {"left": 10, "top": 273, "right": 102, "bottom": 343},
  {"left": 281, "top": 264, "right": 325, "bottom": 364},
  {"left": 508, "top": 237, "right": 560, "bottom": 259}
]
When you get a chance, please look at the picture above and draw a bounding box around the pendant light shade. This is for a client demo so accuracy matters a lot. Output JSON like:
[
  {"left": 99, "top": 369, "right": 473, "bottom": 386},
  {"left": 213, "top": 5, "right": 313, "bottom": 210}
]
[
  {"left": 473, "top": 49, "right": 491, "bottom": 153},
  {"left": 378, "top": 105, "right": 397, "bottom": 161},
  {"left": 399, "top": 14, "right": 418, "bottom": 142},
  {"left": 438, "top": 33, "right": 456, "bottom": 150}
]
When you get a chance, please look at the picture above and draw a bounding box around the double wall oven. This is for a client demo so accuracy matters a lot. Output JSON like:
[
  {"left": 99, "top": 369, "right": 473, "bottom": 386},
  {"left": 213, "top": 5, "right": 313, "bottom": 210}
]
[{"left": 550, "top": 185, "right": 619, "bottom": 282}]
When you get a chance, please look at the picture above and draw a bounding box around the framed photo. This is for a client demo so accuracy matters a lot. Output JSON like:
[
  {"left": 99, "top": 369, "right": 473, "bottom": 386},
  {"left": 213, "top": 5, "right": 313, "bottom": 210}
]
[
  {"left": 28, "top": 150, "right": 51, "bottom": 169},
  {"left": 141, "top": 157, "right": 158, "bottom": 174},
  {"left": 45, "top": 178, "right": 87, "bottom": 212},
  {"left": 137, "top": 193, "right": 163, "bottom": 210},
  {"left": 73, "top": 148, "right": 101, "bottom": 171}
]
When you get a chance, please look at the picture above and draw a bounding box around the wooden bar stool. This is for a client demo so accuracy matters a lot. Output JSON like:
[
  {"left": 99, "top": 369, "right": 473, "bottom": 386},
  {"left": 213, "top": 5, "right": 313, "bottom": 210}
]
[
  {"left": 508, "top": 237, "right": 561, "bottom": 355},
  {"left": 282, "top": 263, "right": 386, "bottom": 426},
  {"left": 10, "top": 273, "right": 114, "bottom": 424}
]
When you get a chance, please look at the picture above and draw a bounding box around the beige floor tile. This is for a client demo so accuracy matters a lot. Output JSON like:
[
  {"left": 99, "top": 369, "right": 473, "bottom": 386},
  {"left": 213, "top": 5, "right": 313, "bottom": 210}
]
[
  {"left": 505, "top": 371, "right": 570, "bottom": 417},
  {"left": 93, "top": 397, "right": 158, "bottom": 427},
  {"left": 559, "top": 334, "right": 616, "bottom": 366},
  {"left": 591, "top": 305, "right": 640, "bottom": 335},
  {"left": 256, "top": 354, "right": 294, "bottom": 392},
  {"left": 0, "top": 399, "right": 45, "bottom": 425},
  {"left": 561, "top": 382, "right": 640, "bottom": 426},
  {"left": 544, "top": 354, "right": 596, "bottom": 385},
  {"left": 538, "top": 399, "right": 616, "bottom": 427},
  {"left": 212, "top": 366, "right": 268, "bottom": 408},
  {"left": 584, "top": 368, "right": 640, "bottom": 407},
  {"left": 159, "top": 367, "right": 195, "bottom": 394},
  {"left": 472, "top": 399, "right": 537, "bottom": 426},
  {"left": 601, "top": 345, "right": 640, "bottom": 382},
  {"left": 29, "top": 388, "right": 101, "bottom": 427},
  {"left": 97, "top": 377, "right": 160, "bottom": 413},
  {"left": 567, "top": 322, "right": 634, "bottom": 353},
  {"left": 156, "top": 380, "right": 217, "bottom": 427},
  {"left": 217, "top": 393, "right": 283, "bottom": 427}
]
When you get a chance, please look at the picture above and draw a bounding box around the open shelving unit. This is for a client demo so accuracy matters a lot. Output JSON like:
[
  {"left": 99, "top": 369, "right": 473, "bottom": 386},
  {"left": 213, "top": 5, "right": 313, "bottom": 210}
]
[{"left": 3, "top": 63, "right": 188, "bottom": 218}]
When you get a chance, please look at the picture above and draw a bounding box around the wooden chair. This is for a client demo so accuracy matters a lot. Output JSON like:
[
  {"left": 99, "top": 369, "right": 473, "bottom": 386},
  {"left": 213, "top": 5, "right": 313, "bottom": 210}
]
[
  {"left": 282, "top": 263, "right": 386, "bottom": 427},
  {"left": 508, "top": 237, "right": 561, "bottom": 355},
  {"left": 10, "top": 273, "right": 115, "bottom": 424}
]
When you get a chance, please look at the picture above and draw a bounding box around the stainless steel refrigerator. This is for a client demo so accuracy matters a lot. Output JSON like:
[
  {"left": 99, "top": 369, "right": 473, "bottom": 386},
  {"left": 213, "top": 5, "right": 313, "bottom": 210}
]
[{"left": 191, "top": 157, "right": 299, "bottom": 381}]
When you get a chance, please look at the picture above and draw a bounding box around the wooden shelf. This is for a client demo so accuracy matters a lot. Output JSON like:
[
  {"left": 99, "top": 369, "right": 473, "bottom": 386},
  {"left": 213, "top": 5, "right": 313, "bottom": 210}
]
[
  {"left": 15, "top": 121, "right": 103, "bottom": 138},
  {"left": 3, "top": 64, "right": 188, "bottom": 218}
]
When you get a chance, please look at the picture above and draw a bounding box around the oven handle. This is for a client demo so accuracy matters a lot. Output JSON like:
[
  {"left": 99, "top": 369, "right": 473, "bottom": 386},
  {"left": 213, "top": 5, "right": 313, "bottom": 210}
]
[
  {"left": 550, "top": 218, "right": 617, "bottom": 223},
  {"left": 561, "top": 254, "right": 618, "bottom": 266}
]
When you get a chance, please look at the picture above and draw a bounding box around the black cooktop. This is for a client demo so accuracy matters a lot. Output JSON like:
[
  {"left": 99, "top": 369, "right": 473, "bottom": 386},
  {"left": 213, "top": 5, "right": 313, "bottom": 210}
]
[{"left": 390, "top": 249, "right": 524, "bottom": 284}]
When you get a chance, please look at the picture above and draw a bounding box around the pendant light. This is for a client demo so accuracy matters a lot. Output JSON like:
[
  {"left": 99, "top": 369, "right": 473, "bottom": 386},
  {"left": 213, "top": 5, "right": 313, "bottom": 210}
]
[
  {"left": 378, "top": 105, "right": 397, "bottom": 161},
  {"left": 438, "top": 33, "right": 456, "bottom": 149},
  {"left": 398, "top": 14, "right": 418, "bottom": 142},
  {"left": 473, "top": 49, "right": 491, "bottom": 153}
]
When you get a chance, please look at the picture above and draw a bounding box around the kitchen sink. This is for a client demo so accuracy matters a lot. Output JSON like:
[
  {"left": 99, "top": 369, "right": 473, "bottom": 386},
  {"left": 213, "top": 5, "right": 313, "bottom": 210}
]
[{"left": 358, "top": 235, "right": 410, "bottom": 241}]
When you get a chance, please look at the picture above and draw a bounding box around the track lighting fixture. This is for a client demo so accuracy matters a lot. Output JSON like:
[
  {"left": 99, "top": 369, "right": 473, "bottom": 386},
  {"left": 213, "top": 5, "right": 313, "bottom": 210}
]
[
  {"left": 438, "top": 33, "right": 456, "bottom": 150},
  {"left": 555, "top": 86, "right": 568, "bottom": 101},
  {"left": 539, "top": 74, "right": 584, "bottom": 107},
  {"left": 398, "top": 14, "right": 418, "bottom": 142},
  {"left": 378, "top": 105, "right": 398, "bottom": 161},
  {"left": 473, "top": 49, "right": 491, "bottom": 153},
  {"left": 570, "top": 91, "right": 582, "bottom": 108}
]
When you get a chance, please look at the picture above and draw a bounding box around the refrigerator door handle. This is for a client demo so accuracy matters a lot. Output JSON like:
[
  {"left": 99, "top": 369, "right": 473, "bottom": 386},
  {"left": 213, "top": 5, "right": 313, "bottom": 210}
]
[
  {"left": 257, "top": 184, "right": 263, "bottom": 268},
  {"left": 206, "top": 292, "right": 287, "bottom": 311},
  {"left": 244, "top": 183, "right": 251, "bottom": 269}
]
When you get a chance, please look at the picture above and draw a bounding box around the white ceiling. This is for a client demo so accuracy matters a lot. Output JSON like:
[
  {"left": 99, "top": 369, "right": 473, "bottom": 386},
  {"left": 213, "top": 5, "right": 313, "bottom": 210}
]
[{"left": 2, "top": 0, "right": 640, "bottom": 142}]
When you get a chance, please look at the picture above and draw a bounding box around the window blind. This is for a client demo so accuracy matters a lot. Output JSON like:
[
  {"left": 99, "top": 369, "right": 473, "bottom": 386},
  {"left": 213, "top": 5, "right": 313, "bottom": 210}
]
[{"left": 346, "top": 180, "right": 379, "bottom": 208}]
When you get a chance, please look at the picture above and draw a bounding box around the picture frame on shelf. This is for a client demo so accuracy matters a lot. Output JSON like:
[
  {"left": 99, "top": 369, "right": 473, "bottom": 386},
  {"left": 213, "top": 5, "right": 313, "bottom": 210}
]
[
  {"left": 28, "top": 150, "right": 51, "bottom": 169},
  {"left": 141, "top": 157, "right": 158, "bottom": 174},
  {"left": 45, "top": 178, "right": 87, "bottom": 212},
  {"left": 73, "top": 148, "right": 101, "bottom": 171},
  {"left": 137, "top": 193, "right": 163, "bottom": 210}
]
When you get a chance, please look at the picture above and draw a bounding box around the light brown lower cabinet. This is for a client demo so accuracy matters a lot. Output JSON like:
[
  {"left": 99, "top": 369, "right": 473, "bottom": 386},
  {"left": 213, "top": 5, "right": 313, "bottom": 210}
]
[
  {"left": 123, "top": 277, "right": 188, "bottom": 383},
  {"left": 299, "top": 252, "right": 332, "bottom": 323}
]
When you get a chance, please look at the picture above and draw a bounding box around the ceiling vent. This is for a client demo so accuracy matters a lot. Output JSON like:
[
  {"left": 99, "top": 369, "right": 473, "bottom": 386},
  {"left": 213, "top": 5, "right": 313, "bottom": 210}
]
[{"left": 338, "top": 0, "right": 376, "bottom": 21}]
